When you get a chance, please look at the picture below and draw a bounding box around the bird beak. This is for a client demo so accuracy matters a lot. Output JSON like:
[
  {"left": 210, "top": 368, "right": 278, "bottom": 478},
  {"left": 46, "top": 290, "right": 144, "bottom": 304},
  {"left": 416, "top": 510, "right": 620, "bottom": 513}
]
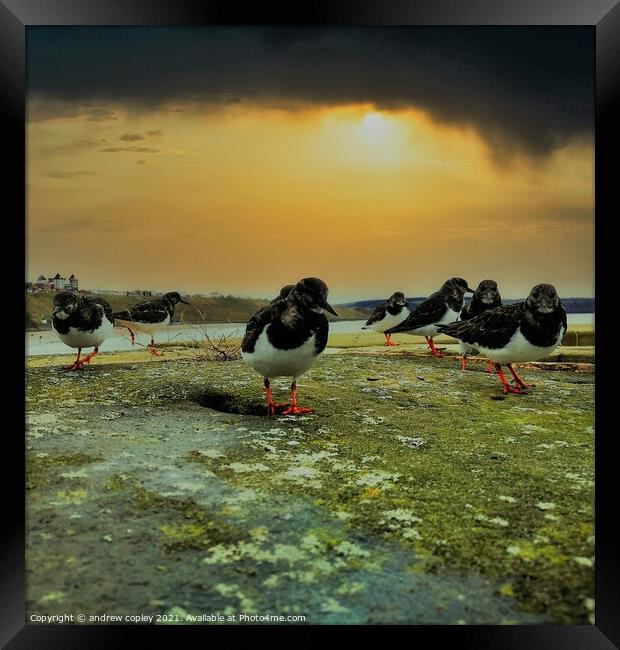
[
  {"left": 323, "top": 301, "right": 338, "bottom": 316},
  {"left": 466, "top": 287, "right": 475, "bottom": 293},
  {"left": 51, "top": 306, "right": 60, "bottom": 315},
  {"left": 180, "top": 299, "right": 191, "bottom": 305}
]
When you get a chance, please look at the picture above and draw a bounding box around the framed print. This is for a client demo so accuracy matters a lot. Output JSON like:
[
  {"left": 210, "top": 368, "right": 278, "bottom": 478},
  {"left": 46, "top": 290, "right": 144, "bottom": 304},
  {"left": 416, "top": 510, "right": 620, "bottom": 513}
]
[{"left": 4, "top": 0, "right": 619, "bottom": 647}]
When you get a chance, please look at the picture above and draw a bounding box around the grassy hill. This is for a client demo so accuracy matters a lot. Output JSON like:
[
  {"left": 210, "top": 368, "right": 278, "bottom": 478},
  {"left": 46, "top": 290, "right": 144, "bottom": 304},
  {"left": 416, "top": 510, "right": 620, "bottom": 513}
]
[{"left": 25, "top": 292, "right": 368, "bottom": 330}]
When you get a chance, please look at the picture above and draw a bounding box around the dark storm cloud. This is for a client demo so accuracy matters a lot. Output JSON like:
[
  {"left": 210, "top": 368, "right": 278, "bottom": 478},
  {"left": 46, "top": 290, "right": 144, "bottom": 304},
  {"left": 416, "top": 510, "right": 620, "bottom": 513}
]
[
  {"left": 119, "top": 133, "right": 145, "bottom": 141},
  {"left": 78, "top": 139, "right": 107, "bottom": 148},
  {"left": 27, "top": 26, "right": 593, "bottom": 159},
  {"left": 44, "top": 171, "right": 100, "bottom": 179},
  {"left": 27, "top": 102, "right": 119, "bottom": 123},
  {"left": 82, "top": 107, "right": 119, "bottom": 121},
  {"left": 34, "top": 216, "right": 132, "bottom": 235},
  {"left": 99, "top": 146, "right": 160, "bottom": 153}
]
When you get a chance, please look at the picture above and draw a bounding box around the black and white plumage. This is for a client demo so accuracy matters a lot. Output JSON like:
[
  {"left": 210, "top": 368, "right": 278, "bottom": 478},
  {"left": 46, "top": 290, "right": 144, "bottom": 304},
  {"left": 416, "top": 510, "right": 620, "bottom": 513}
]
[
  {"left": 241, "top": 277, "right": 337, "bottom": 416},
  {"left": 457, "top": 279, "right": 502, "bottom": 369},
  {"left": 384, "top": 277, "right": 474, "bottom": 356},
  {"left": 113, "top": 291, "right": 191, "bottom": 354},
  {"left": 437, "top": 283, "right": 567, "bottom": 394},
  {"left": 361, "top": 292, "right": 410, "bottom": 346},
  {"left": 242, "top": 285, "right": 297, "bottom": 350},
  {"left": 270, "top": 285, "right": 295, "bottom": 304},
  {"left": 52, "top": 291, "right": 114, "bottom": 370}
]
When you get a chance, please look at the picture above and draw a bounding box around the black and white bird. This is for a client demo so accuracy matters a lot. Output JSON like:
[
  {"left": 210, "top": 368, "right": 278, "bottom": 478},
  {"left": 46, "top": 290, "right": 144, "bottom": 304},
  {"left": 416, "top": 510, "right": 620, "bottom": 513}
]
[
  {"left": 241, "top": 277, "right": 337, "bottom": 416},
  {"left": 52, "top": 291, "right": 114, "bottom": 370},
  {"left": 437, "top": 283, "right": 567, "bottom": 394},
  {"left": 270, "top": 285, "right": 295, "bottom": 304},
  {"left": 113, "top": 291, "right": 191, "bottom": 355},
  {"left": 361, "top": 292, "right": 410, "bottom": 346},
  {"left": 457, "top": 279, "right": 502, "bottom": 371},
  {"left": 384, "top": 277, "right": 474, "bottom": 357}
]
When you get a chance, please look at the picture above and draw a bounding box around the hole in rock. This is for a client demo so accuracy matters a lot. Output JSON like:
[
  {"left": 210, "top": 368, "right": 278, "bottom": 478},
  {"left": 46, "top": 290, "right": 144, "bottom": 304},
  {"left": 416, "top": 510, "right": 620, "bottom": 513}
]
[{"left": 188, "top": 390, "right": 266, "bottom": 416}]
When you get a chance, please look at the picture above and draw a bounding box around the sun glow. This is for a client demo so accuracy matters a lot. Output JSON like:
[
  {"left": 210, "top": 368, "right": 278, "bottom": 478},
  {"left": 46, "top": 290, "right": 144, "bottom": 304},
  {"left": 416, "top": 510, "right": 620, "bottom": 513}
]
[
  {"left": 360, "top": 112, "right": 388, "bottom": 142},
  {"left": 26, "top": 101, "right": 593, "bottom": 299}
]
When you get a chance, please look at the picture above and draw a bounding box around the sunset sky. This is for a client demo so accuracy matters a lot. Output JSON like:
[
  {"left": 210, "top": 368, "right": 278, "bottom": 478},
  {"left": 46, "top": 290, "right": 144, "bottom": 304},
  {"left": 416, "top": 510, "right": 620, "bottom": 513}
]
[{"left": 26, "top": 27, "right": 594, "bottom": 302}]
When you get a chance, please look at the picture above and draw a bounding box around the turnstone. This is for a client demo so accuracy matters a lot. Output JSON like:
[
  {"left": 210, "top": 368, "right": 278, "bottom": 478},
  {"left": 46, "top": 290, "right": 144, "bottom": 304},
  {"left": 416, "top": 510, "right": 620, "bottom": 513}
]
[
  {"left": 241, "top": 277, "right": 337, "bottom": 416},
  {"left": 52, "top": 291, "right": 114, "bottom": 370},
  {"left": 270, "top": 285, "right": 295, "bottom": 303},
  {"left": 113, "top": 291, "right": 191, "bottom": 355},
  {"left": 384, "top": 277, "right": 473, "bottom": 357},
  {"left": 361, "top": 291, "right": 410, "bottom": 346},
  {"left": 437, "top": 283, "right": 567, "bottom": 394},
  {"left": 457, "top": 279, "right": 502, "bottom": 371}
]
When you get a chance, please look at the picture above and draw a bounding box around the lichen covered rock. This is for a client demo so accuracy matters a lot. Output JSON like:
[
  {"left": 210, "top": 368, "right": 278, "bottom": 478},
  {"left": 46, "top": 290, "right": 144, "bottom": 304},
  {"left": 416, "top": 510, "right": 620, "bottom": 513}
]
[{"left": 26, "top": 350, "right": 594, "bottom": 624}]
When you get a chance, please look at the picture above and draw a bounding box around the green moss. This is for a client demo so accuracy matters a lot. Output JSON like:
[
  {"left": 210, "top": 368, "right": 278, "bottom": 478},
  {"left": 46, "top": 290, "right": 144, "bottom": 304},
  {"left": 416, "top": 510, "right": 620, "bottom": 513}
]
[
  {"left": 179, "top": 355, "right": 593, "bottom": 622},
  {"left": 26, "top": 453, "right": 100, "bottom": 490},
  {"left": 118, "top": 482, "right": 246, "bottom": 553},
  {"left": 104, "top": 474, "right": 127, "bottom": 491},
  {"left": 305, "top": 527, "right": 346, "bottom": 551},
  {"left": 26, "top": 350, "right": 594, "bottom": 623}
]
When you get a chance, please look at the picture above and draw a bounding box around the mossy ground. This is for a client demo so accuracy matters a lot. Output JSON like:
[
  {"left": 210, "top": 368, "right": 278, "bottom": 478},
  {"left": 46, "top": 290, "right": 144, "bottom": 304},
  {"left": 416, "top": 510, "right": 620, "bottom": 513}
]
[{"left": 25, "top": 346, "right": 594, "bottom": 624}]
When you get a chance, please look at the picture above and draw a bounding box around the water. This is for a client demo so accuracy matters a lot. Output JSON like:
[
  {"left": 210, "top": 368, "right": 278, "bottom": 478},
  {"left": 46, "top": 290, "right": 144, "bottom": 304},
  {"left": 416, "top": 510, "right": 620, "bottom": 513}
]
[
  {"left": 564, "top": 313, "right": 595, "bottom": 325},
  {"left": 25, "top": 314, "right": 594, "bottom": 357}
]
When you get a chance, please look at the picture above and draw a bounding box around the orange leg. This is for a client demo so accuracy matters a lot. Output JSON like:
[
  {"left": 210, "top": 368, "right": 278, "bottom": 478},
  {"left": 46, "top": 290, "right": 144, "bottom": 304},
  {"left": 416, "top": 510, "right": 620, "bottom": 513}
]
[
  {"left": 425, "top": 336, "right": 445, "bottom": 358},
  {"left": 460, "top": 355, "right": 468, "bottom": 371},
  {"left": 486, "top": 360, "right": 494, "bottom": 373},
  {"left": 495, "top": 363, "right": 527, "bottom": 394},
  {"left": 384, "top": 333, "right": 398, "bottom": 347},
  {"left": 126, "top": 327, "right": 136, "bottom": 344},
  {"left": 264, "top": 378, "right": 289, "bottom": 416},
  {"left": 80, "top": 347, "right": 99, "bottom": 364},
  {"left": 148, "top": 338, "right": 163, "bottom": 356},
  {"left": 64, "top": 348, "right": 84, "bottom": 371},
  {"left": 281, "top": 382, "right": 313, "bottom": 416},
  {"left": 507, "top": 364, "right": 534, "bottom": 389}
]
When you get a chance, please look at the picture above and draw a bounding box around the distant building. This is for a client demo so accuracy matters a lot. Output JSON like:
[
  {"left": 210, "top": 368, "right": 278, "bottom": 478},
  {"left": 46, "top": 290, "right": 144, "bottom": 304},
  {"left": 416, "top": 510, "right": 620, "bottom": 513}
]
[
  {"left": 29, "top": 273, "right": 79, "bottom": 292},
  {"left": 126, "top": 290, "right": 152, "bottom": 297}
]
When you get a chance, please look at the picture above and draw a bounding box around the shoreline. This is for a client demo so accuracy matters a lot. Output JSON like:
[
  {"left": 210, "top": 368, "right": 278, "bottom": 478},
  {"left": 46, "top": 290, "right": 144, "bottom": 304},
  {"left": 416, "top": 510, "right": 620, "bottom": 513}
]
[
  {"left": 25, "top": 322, "right": 595, "bottom": 358},
  {"left": 26, "top": 342, "right": 595, "bottom": 370}
]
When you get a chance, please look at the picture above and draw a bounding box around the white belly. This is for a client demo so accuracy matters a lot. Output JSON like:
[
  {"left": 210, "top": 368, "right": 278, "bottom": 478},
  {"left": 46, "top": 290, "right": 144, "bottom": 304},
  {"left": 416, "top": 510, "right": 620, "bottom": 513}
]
[
  {"left": 116, "top": 316, "right": 169, "bottom": 335},
  {"left": 405, "top": 307, "right": 460, "bottom": 338},
  {"left": 366, "top": 308, "right": 410, "bottom": 333},
  {"left": 459, "top": 341, "right": 479, "bottom": 356},
  {"left": 54, "top": 319, "right": 113, "bottom": 350},
  {"left": 474, "top": 328, "right": 564, "bottom": 363},
  {"left": 242, "top": 329, "right": 320, "bottom": 379}
]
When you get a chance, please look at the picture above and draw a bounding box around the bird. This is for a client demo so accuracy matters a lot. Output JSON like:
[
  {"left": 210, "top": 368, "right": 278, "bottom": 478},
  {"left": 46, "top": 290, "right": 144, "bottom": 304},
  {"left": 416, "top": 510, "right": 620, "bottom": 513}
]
[
  {"left": 361, "top": 291, "right": 410, "bottom": 346},
  {"left": 238, "top": 284, "right": 296, "bottom": 403},
  {"left": 437, "top": 283, "right": 567, "bottom": 395},
  {"left": 270, "top": 285, "right": 295, "bottom": 304},
  {"left": 51, "top": 291, "right": 114, "bottom": 370},
  {"left": 384, "top": 277, "right": 474, "bottom": 357},
  {"left": 241, "top": 277, "right": 337, "bottom": 416},
  {"left": 112, "top": 291, "right": 191, "bottom": 355},
  {"left": 457, "top": 279, "right": 502, "bottom": 371}
]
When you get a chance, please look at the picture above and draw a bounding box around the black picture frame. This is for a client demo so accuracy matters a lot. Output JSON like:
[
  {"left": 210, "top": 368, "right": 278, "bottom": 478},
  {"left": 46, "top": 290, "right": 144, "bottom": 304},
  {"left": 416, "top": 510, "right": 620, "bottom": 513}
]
[{"left": 5, "top": 1, "right": 618, "bottom": 647}]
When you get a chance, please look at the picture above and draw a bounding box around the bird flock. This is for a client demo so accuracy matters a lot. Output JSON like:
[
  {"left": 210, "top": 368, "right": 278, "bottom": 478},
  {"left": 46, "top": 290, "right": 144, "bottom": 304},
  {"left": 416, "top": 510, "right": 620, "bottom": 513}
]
[{"left": 50, "top": 276, "right": 567, "bottom": 413}]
